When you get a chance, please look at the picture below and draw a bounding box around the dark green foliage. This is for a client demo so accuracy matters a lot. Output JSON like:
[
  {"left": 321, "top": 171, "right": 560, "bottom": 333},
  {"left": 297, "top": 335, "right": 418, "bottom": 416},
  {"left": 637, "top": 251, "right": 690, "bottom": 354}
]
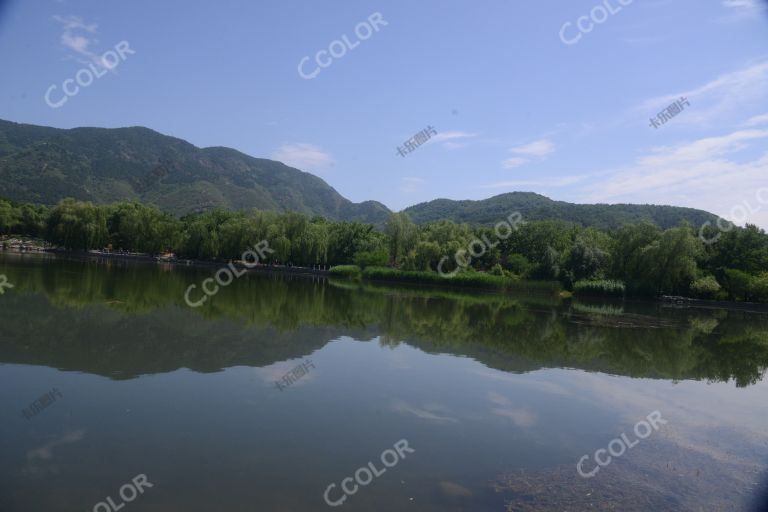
[
  {"left": 722, "top": 269, "right": 753, "bottom": 301},
  {"left": 2, "top": 195, "right": 767, "bottom": 303},
  {"left": 353, "top": 249, "right": 388, "bottom": 269}
]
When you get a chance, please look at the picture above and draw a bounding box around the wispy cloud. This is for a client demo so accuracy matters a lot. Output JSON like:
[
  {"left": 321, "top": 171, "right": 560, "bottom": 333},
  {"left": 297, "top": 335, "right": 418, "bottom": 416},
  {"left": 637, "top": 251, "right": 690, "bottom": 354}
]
[
  {"left": 23, "top": 430, "right": 86, "bottom": 476},
  {"left": 501, "top": 138, "right": 556, "bottom": 169},
  {"left": 636, "top": 61, "right": 768, "bottom": 126},
  {"left": 487, "top": 392, "right": 537, "bottom": 428},
  {"left": 584, "top": 125, "right": 768, "bottom": 228},
  {"left": 720, "top": 0, "right": 767, "bottom": 20},
  {"left": 271, "top": 143, "right": 334, "bottom": 173},
  {"left": 744, "top": 112, "right": 768, "bottom": 127},
  {"left": 391, "top": 400, "right": 459, "bottom": 424},
  {"left": 479, "top": 174, "right": 589, "bottom": 189},
  {"left": 431, "top": 131, "right": 478, "bottom": 150},
  {"left": 53, "top": 15, "right": 109, "bottom": 68},
  {"left": 501, "top": 157, "right": 528, "bottom": 169},
  {"left": 510, "top": 139, "right": 555, "bottom": 157}
]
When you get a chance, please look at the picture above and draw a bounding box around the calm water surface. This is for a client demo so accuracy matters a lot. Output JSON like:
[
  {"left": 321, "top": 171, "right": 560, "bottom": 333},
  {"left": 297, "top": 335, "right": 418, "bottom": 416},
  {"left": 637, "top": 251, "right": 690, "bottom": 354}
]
[{"left": 1, "top": 253, "right": 767, "bottom": 511}]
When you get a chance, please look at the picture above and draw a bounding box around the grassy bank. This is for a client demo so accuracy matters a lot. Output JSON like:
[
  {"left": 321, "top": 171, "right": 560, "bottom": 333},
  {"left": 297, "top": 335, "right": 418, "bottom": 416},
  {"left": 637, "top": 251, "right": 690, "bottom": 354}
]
[{"left": 329, "top": 265, "right": 561, "bottom": 295}]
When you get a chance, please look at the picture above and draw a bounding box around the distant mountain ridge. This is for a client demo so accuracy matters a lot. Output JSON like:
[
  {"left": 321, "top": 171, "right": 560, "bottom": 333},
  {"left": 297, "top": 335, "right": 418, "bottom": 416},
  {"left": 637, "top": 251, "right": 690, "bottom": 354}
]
[
  {"left": 0, "top": 118, "right": 720, "bottom": 230},
  {"left": 0, "top": 119, "right": 389, "bottom": 223},
  {"left": 404, "top": 192, "right": 720, "bottom": 230}
]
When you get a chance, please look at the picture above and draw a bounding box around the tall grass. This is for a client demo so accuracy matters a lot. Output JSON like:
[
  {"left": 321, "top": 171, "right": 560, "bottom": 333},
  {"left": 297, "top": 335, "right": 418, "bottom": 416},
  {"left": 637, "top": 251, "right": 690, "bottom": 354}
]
[
  {"left": 329, "top": 266, "right": 561, "bottom": 294},
  {"left": 573, "top": 279, "right": 626, "bottom": 298},
  {"left": 328, "top": 265, "right": 361, "bottom": 278}
]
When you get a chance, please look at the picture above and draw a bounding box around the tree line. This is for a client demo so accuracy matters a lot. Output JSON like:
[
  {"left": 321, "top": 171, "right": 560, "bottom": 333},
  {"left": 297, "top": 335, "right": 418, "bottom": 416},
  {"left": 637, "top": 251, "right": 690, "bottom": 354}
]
[{"left": 1, "top": 197, "right": 767, "bottom": 301}]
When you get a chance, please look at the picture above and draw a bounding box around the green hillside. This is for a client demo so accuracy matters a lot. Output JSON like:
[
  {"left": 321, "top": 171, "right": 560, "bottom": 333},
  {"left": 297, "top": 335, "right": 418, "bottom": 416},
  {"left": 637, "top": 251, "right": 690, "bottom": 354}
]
[
  {"left": 0, "top": 119, "right": 389, "bottom": 222},
  {"left": 404, "top": 192, "right": 720, "bottom": 230},
  {"left": 0, "top": 119, "right": 722, "bottom": 230}
]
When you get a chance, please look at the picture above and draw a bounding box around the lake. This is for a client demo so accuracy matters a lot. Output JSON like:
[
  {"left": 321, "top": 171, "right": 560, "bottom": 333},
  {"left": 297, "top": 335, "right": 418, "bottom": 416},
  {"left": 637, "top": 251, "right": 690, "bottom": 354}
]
[{"left": 1, "top": 253, "right": 767, "bottom": 511}]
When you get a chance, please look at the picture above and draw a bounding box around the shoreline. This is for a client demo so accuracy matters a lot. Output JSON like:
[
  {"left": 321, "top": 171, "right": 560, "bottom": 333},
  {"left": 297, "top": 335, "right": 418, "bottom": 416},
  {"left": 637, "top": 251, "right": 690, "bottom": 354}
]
[
  {"left": 3, "top": 248, "right": 768, "bottom": 313},
  {"left": 0, "top": 248, "right": 331, "bottom": 276}
]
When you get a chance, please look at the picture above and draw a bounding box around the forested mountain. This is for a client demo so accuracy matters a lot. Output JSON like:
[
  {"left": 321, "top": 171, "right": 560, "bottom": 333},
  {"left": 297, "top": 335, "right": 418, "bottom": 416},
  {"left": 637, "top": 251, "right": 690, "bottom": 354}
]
[
  {"left": 0, "top": 119, "right": 721, "bottom": 230},
  {"left": 0, "top": 119, "right": 389, "bottom": 223},
  {"left": 404, "top": 192, "right": 720, "bottom": 230}
]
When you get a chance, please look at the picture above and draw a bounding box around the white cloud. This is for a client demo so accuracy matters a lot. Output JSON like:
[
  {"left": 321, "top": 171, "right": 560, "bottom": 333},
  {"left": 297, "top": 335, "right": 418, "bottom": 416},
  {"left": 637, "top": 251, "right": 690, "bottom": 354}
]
[
  {"left": 501, "top": 157, "right": 528, "bottom": 169},
  {"left": 391, "top": 400, "right": 459, "bottom": 424},
  {"left": 636, "top": 61, "right": 768, "bottom": 126},
  {"left": 432, "top": 131, "right": 477, "bottom": 143},
  {"left": 53, "top": 15, "right": 108, "bottom": 68},
  {"left": 721, "top": 0, "right": 766, "bottom": 20},
  {"left": 53, "top": 14, "right": 97, "bottom": 33},
  {"left": 584, "top": 126, "right": 768, "bottom": 229},
  {"left": 430, "top": 130, "right": 478, "bottom": 150},
  {"left": 744, "top": 112, "right": 768, "bottom": 126},
  {"left": 500, "top": 138, "right": 556, "bottom": 170},
  {"left": 487, "top": 392, "right": 537, "bottom": 428},
  {"left": 271, "top": 143, "right": 334, "bottom": 173},
  {"left": 510, "top": 139, "right": 555, "bottom": 157}
]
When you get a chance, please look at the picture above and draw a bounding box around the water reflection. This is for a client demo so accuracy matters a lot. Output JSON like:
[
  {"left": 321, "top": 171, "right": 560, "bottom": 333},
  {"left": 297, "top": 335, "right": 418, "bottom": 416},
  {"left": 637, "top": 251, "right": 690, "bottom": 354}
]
[{"left": 1, "top": 253, "right": 766, "bottom": 387}]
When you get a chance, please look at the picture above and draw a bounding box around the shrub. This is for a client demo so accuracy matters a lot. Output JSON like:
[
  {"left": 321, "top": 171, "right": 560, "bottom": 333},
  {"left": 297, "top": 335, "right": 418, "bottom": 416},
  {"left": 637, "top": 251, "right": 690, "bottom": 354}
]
[
  {"left": 573, "top": 279, "right": 625, "bottom": 298},
  {"left": 722, "top": 268, "right": 752, "bottom": 301},
  {"left": 748, "top": 272, "right": 768, "bottom": 302},
  {"left": 505, "top": 253, "right": 532, "bottom": 277},
  {"left": 690, "top": 275, "right": 721, "bottom": 299},
  {"left": 352, "top": 250, "right": 388, "bottom": 269}
]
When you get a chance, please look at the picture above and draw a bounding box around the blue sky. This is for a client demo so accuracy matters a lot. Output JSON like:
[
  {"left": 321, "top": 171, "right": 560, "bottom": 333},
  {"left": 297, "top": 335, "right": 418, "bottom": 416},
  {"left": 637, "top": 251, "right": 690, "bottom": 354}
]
[{"left": 1, "top": 0, "right": 768, "bottom": 227}]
